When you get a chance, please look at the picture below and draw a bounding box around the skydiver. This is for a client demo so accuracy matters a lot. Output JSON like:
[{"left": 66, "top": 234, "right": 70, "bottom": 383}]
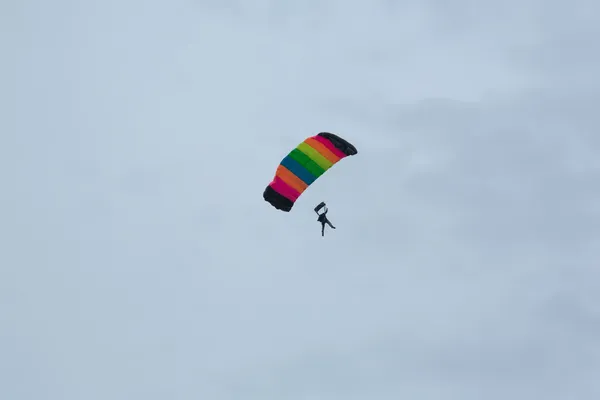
[{"left": 315, "top": 205, "right": 336, "bottom": 236}]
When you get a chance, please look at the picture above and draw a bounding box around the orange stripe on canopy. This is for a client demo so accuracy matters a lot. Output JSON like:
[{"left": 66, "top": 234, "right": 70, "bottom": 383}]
[
  {"left": 304, "top": 138, "right": 341, "bottom": 164},
  {"left": 276, "top": 165, "right": 309, "bottom": 193}
]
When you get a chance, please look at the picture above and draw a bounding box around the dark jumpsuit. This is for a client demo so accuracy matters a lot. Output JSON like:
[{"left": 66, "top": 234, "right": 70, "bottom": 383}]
[{"left": 316, "top": 208, "right": 335, "bottom": 236}]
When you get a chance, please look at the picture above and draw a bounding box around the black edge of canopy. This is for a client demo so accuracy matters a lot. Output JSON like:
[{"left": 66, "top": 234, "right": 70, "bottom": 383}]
[
  {"left": 317, "top": 132, "right": 358, "bottom": 156},
  {"left": 263, "top": 185, "right": 293, "bottom": 212}
]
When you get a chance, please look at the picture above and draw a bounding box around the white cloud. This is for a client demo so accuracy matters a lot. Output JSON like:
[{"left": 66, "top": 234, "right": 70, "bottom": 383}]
[{"left": 2, "top": 0, "right": 599, "bottom": 399}]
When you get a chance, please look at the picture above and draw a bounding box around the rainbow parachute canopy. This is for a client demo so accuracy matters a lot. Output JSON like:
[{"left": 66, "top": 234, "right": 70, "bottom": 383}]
[{"left": 263, "top": 132, "right": 358, "bottom": 212}]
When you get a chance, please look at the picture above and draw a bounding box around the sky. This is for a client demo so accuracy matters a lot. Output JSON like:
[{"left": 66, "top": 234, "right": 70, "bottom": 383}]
[{"left": 2, "top": 0, "right": 600, "bottom": 399}]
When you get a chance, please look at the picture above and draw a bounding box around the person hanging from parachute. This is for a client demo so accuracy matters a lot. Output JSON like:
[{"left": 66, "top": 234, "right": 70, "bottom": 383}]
[
  {"left": 262, "top": 132, "right": 357, "bottom": 236},
  {"left": 314, "top": 201, "right": 335, "bottom": 236}
]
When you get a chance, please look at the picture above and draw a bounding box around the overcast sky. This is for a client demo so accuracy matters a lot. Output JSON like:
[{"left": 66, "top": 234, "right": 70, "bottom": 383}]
[{"left": 2, "top": 0, "right": 600, "bottom": 399}]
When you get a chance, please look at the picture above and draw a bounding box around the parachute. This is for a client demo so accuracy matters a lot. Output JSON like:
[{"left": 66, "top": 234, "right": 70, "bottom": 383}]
[{"left": 263, "top": 132, "right": 358, "bottom": 212}]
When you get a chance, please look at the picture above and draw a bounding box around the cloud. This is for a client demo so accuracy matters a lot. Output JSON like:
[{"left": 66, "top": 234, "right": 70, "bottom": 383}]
[{"left": 2, "top": 0, "right": 599, "bottom": 399}]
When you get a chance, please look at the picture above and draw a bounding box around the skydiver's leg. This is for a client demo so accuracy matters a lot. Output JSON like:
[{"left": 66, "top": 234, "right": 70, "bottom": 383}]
[
  {"left": 321, "top": 222, "right": 325, "bottom": 236},
  {"left": 326, "top": 220, "right": 335, "bottom": 229}
]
